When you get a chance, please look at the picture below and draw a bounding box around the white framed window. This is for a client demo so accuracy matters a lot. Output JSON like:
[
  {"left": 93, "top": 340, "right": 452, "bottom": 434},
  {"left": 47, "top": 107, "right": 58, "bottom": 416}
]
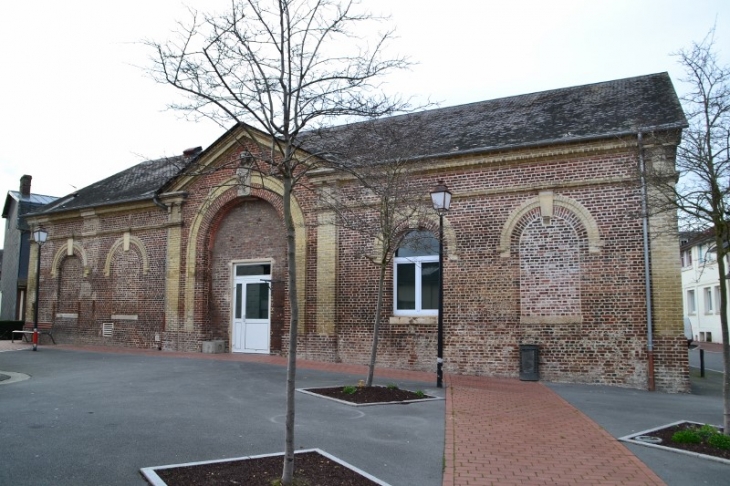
[
  {"left": 687, "top": 289, "right": 696, "bottom": 314},
  {"left": 393, "top": 230, "right": 439, "bottom": 316},
  {"left": 699, "top": 244, "right": 716, "bottom": 263},
  {"left": 680, "top": 249, "right": 692, "bottom": 267},
  {"left": 714, "top": 286, "right": 722, "bottom": 314},
  {"left": 704, "top": 287, "right": 713, "bottom": 314}
]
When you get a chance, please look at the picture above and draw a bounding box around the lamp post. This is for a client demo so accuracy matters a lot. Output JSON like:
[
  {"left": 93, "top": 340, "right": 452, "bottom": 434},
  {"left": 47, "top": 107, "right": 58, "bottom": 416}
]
[
  {"left": 430, "top": 181, "right": 451, "bottom": 388},
  {"left": 31, "top": 227, "right": 48, "bottom": 351}
]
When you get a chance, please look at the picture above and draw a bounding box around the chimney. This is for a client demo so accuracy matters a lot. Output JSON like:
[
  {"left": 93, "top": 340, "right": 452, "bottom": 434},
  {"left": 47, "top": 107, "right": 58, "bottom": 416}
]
[
  {"left": 20, "top": 175, "right": 32, "bottom": 197},
  {"left": 183, "top": 146, "right": 202, "bottom": 157}
]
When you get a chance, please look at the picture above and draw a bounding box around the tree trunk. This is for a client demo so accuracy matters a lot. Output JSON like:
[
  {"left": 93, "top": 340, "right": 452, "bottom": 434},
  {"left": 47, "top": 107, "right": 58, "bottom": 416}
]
[
  {"left": 715, "top": 232, "right": 730, "bottom": 435},
  {"left": 281, "top": 175, "right": 298, "bottom": 484},
  {"left": 366, "top": 262, "right": 387, "bottom": 387}
]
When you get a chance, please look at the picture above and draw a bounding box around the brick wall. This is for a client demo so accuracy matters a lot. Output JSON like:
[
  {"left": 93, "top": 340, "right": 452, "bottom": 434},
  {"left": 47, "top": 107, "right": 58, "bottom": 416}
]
[{"left": 32, "top": 135, "right": 690, "bottom": 391}]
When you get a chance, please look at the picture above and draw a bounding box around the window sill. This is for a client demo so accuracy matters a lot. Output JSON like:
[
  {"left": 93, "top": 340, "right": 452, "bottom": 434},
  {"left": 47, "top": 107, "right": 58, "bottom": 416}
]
[
  {"left": 389, "top": 316, "right": 437, "bottom": 325},
  {"left": 520, "top": 315, "right": 582, "bottom": 325}
]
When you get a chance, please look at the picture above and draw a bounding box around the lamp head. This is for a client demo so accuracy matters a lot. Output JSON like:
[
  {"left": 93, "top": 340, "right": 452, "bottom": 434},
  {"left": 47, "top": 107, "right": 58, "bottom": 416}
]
[
  {"left": 430, "top": 181, "right": 452, "bottom": 215},
  {"left": 33, "top": 227, "right": 48, "bottom": 245}
]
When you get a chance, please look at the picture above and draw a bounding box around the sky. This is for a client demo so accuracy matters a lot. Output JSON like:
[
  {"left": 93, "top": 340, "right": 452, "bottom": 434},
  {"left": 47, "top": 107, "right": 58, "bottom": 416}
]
[{"left": 1, "top": 0, "right": 729, "bottom": 246}]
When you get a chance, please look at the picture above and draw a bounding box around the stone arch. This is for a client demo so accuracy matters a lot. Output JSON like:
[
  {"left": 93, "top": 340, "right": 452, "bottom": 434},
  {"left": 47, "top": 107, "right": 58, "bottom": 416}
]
[
  {"left": 498, "top": 191, "right": 602, "bottom": 257},
  {"left": 50, "top": 241, "right": 90, "bottom": 277},
  {"left": 104, "top": 234, "right": 150, "bottom": 276},
  {"left": 371, "top": 214, "right": 459, "bottom": 262},
  {"left": 182, "top": 174, "right": 307, "bottom": 330}
]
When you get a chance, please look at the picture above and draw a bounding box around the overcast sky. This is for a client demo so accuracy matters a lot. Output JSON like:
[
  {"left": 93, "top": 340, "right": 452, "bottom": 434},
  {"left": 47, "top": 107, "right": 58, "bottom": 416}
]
[{"left": 1, "top": 0, "right": 729, "bottom": 246}]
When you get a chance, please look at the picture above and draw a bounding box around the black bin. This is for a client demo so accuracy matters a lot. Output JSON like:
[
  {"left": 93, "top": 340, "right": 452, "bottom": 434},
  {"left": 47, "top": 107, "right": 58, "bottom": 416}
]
[{"left": 519, "top": 344, "right": 540, "bottom": 381}]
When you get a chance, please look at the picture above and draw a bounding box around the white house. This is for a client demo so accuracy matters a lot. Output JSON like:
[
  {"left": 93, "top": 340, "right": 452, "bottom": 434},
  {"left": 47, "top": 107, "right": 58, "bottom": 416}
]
[{"left": 681, "top": 230, "right": 727, "bottom": 343}]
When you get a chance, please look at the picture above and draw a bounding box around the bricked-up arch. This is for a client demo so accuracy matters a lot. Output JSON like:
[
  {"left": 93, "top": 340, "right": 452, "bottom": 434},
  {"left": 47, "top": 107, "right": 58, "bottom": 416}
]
[
  {"left": 183, "top": 174, "right": 306, "bottom": 331},
  {"left": 109, "top": 244, "right": 143, "bottom": 315},
  {"left": 56, "top": 255, "right": 82, "bottom": 314},
  {"left": 498, "top": 192, "right": 603, "bottom": 258},
  {"left": 500, "top": 192, "right": 600, "bottom": 325},
  {"left": 103, "top": 235, "right": 150, "bottom": 276},
  {"left": 518, "top": 207, "right": 584, "bottom": 323},
  {"left": 50, "top": 241, "right": 89, "bottom": 277}
]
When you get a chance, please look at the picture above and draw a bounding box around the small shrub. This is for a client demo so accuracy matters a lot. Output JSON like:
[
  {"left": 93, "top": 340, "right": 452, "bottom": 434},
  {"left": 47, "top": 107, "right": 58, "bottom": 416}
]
[
  {"left": 386, "top": 383, "right": 399, "bottom": 390},
  {"left": 415, "top": 390, "right": 426, "bottom": 398},
  {"left": 698, "top": 424, "right": 718, "bottom": 439},
  {"left": 708, "top": 433, "right": 730, "bottom": 450},
  {"left": 672, "top": 429, "right": 702, "bottom": 444},
  {"left": 342, "top": 385, "right": 357, "bottom": 395}
]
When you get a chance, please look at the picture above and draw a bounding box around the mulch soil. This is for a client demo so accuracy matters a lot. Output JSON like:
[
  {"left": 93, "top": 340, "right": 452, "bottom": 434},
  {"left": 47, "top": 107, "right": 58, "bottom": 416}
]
[
  {"left": 154, "top": 451, "right": 379, "bottom": 485},
  {"left": 147, "top": 386, "right": 424, "bottom": 485},
  {"left": 306, "top": 385, "right": 431, "bottom": 404},
  {"left": 642, "top": 422, "right": 730, "bottom": 460}
]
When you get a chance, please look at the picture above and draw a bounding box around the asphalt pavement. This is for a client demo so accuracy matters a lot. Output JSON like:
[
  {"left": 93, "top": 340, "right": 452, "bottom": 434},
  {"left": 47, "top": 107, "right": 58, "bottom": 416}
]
[
  {"left": 1, "top": 343, "right": 728, "bottom": 486},
  {"left": 0, "top": 347, "right": 444, "bottom": 486}
]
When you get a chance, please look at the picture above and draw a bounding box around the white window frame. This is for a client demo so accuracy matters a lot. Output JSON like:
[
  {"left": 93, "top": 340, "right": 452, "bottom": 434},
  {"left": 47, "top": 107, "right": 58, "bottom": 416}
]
[
  {"left": 393, "top": 255, "right": 439, "bottom": 316},
  {"left": 687, "top": 289, "right": 696, "bottom": 315},
  {"left": 714, "top": 286, "right": 722, "bottom": 315},
  {"left": 704, "top": 287, "right": 713, "bottom": 314},
  {"left": 680, "top": 249, "right": 692, "bottom": 268}
]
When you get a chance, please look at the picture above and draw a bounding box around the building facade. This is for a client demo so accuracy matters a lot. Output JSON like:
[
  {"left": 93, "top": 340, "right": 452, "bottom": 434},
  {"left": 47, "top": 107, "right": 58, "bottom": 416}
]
[
  {"left": 681, "top": 231, "right": 727, "bottom": 344},
  {"left": 1, "top": 175, "right": 57, "bottom": 321},
  {"left": 27, "top": 73, "right": 690, "bottom": 391}
]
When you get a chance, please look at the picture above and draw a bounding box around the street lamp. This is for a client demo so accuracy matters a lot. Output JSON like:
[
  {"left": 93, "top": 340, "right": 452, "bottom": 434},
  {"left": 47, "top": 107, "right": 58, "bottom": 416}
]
[
  {"left": 430, "top": 181, "right": 451, "bottom": 388},
  {"left": 31, "top": 227, "right": 48, "bottom": 351}
]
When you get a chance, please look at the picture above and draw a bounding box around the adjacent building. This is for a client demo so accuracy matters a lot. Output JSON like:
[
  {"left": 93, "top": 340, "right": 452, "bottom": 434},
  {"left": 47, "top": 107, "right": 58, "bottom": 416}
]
[
  {"left": 1, "top": 176, "right": 58, "bottom": 321},
  {"left": 26, "top": 73, "right": 690, "bottom": 391},
  {"left": 680, "top": 230, "right": 726, "bottom": 343}
]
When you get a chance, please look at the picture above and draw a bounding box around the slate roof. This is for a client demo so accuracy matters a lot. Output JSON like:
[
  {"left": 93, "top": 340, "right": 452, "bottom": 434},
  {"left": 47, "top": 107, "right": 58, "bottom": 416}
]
[
  {"left": 37, "top": 155, "right": 190, "bottom": 215},
  {"left": 32, "top": 72, "right": 686, "bottom": 216},
  {"left": 302, "top": 72, "right": 687, "bottom": 162},
  {"left": 2, "top": 191, "right": 60, "bottom": 230}
]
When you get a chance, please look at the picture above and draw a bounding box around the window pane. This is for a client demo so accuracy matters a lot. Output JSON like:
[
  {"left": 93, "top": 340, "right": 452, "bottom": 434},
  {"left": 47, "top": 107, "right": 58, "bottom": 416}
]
[
  {"left": 236, "top": 264, "right": 271, "bottom": 276},
  {"left": 421, "top": 262, "right": 440, "bottom": 309},
  {"left": 397, "top": 263, "right": 416, "bottom": 310},
  {"left": 245, "top": 283, "right": 269, "bottom": 319},
  {"left": 396, "top": 230, "right": 439, "bottom": 257},
  {"left": 687, "top": 289, "right": 696, "bottom": 313},
  {"left": 235, "top": 283, "right": 243, "bottom": 319}
]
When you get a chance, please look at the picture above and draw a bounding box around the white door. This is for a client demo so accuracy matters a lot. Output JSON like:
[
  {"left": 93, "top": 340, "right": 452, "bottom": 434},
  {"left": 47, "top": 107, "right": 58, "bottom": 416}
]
[{"left": 232, "top": 274, "right": 271, "bottom": 354}]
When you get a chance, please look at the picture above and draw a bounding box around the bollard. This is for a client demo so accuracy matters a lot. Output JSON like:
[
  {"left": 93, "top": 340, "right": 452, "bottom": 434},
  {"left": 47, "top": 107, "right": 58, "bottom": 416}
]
[{"left": 700, "top": 348, "right": 705, "bottom": 378}]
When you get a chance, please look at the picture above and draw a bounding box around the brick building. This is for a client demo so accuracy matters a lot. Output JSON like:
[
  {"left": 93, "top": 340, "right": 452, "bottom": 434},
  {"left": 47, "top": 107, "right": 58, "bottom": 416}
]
[{"left": 26, "top": 73, "right": 690, "bottom": 391}]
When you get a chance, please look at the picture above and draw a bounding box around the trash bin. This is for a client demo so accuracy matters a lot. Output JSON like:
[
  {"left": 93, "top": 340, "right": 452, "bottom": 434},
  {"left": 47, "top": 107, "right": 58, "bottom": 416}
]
[{"left": 519, "top": 344, "right": 540, "bottom": 381}]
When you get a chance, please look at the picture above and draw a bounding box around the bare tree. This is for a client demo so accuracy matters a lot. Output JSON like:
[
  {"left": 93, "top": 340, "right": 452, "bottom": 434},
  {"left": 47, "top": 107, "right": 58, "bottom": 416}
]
[
  {"left": 651, "top": 31, "right": 730, "bottom": 433},
  {"left": 145, "top": 1, "right": 410, "bottom": 482},
  {"left": 313, "top": 118, "right": 434, "bottom": 386}
]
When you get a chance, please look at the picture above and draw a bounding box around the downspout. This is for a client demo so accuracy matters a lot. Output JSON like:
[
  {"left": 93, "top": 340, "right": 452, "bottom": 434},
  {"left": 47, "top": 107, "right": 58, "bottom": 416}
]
[
  {"left": 153, "top": 193, "right": 169, "bottom": 211},
  {"left": 638, "top": 131, "right": 656, "bottom": 391}
]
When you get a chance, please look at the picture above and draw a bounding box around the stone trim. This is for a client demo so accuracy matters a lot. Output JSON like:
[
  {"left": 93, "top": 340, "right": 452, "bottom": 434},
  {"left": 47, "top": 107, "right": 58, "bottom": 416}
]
[
  {"left": 104, "top": 234, "right": 150, "bottom": 276},
  {"left": 50, "top": 241, "right": 90, "bottom": 277},
  {"left": 183, "top": 174, "right": 307, "bottom": 332},
  {"left": 499, "top": 194, "right": 603, "bottom": 257},
  {"left": 389, "top": 316, "right": 438, "bottom": 325},
  {"left": 520, "top": 315, "right": 583, "bottom": 325}
]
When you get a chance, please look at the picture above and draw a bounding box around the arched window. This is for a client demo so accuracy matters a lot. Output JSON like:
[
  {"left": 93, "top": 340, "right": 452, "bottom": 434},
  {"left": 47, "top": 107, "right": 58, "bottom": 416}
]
[{"left": 393, "top": 230, "right": 439, "bottom": 315}]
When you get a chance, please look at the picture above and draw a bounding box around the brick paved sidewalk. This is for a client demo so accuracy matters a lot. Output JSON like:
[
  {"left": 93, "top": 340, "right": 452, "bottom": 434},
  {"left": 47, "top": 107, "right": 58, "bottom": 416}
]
[
  {"left": 1, "top": 342, "right": 665, "bottom": 485},
  {"left": 443, "top": 375, "right": 664, "bottom": 486}
]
